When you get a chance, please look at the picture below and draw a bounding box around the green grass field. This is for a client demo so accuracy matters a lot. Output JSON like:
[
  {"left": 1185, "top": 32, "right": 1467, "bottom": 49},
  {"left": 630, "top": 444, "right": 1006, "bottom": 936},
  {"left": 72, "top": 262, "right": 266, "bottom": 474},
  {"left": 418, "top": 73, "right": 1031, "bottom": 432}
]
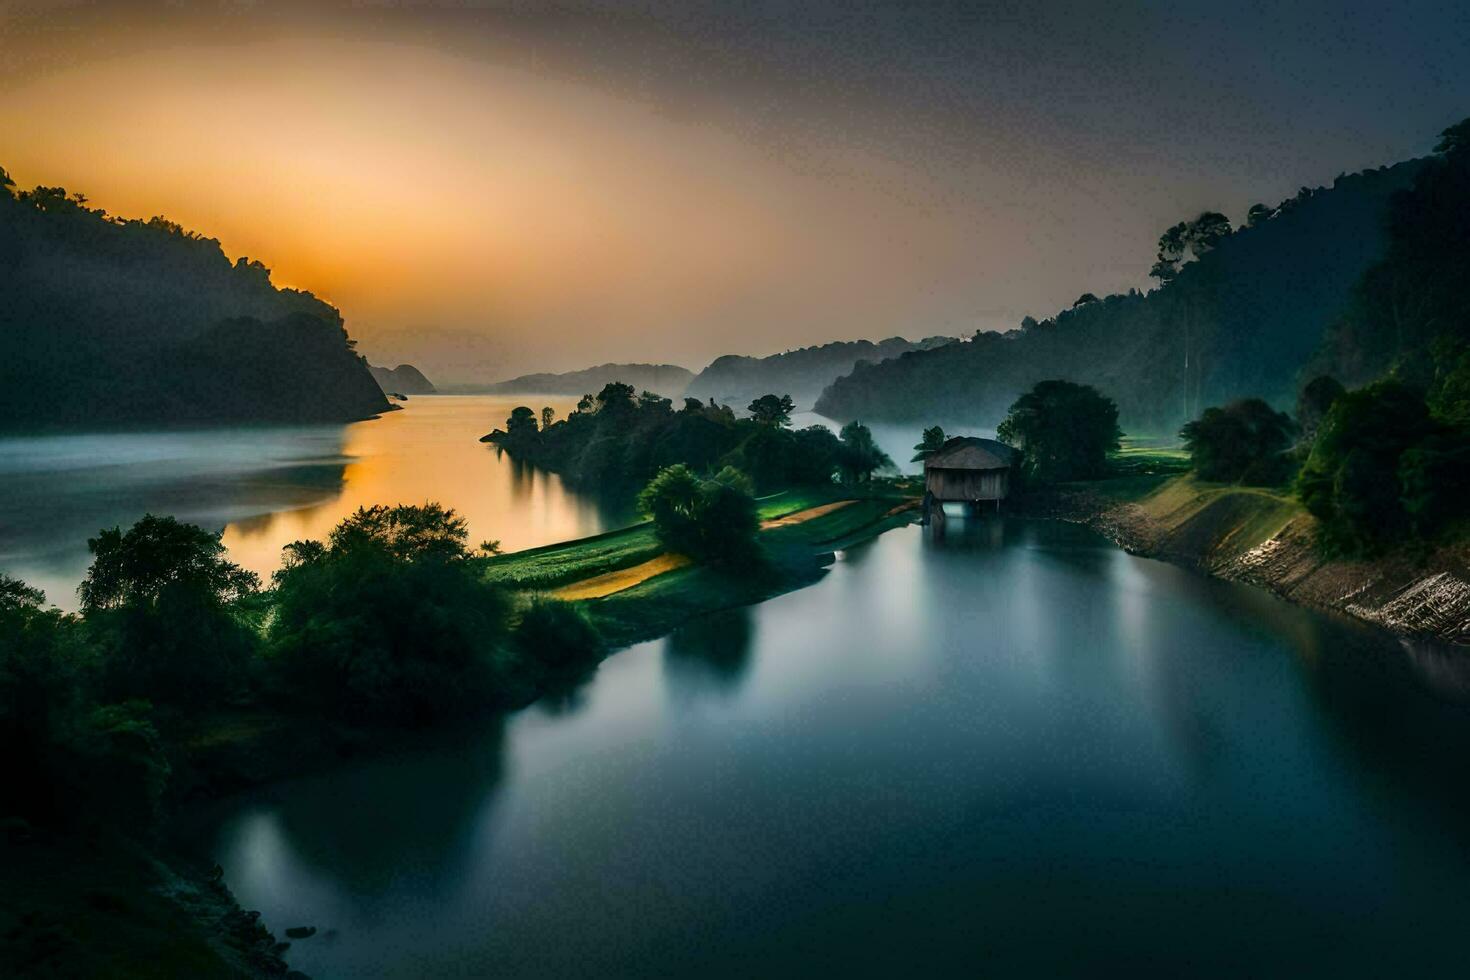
[
  {"left": 478, "top": 523, "right": 661, "bottom": 591},
  {"left": 1109, "top": 436, "right": 1193, "bottom": 477}
]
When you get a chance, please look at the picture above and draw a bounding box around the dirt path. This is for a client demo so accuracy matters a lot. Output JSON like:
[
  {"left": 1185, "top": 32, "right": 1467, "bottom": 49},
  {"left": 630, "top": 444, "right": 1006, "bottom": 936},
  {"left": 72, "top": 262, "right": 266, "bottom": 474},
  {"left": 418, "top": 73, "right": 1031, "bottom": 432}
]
[
  {"left": 550, "top": 553, "right": 693, "bottom": 601},
  {"left": 760, "top": 500, "right": 857, "bottom": 529}
]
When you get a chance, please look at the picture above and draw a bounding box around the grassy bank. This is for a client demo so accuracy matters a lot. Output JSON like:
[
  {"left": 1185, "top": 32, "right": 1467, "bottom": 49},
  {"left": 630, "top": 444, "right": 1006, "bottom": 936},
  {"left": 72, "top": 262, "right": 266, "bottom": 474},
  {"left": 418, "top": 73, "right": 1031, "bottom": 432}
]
[{"left": 1030, "top": 467, "right": 1470, "bottom": 646}]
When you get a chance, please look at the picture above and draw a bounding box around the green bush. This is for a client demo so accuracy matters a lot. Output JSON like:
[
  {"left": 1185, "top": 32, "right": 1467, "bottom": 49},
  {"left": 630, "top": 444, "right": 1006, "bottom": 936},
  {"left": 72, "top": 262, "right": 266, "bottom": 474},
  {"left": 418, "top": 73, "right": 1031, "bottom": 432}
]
[
  {"left": 514, "top": 597, "right": 605, "bottom": 670},
  {"left": 1180, "top": 398, "right": 1295, "bottom": 484},
  {"left": 637, "top": 464, "right": 760, "bottom": 565},
  {"left": 1294, "top": 380, "right": 1470, "bottom": 552},
  {"left": 78, "top": 515, "right": 259, "bottom": 707},
  {"left": 267, "top": 505, "right": 514, "bottom": 724},
  {"left": 998, "top": 380, "right": 1121, "bottom": 482}
]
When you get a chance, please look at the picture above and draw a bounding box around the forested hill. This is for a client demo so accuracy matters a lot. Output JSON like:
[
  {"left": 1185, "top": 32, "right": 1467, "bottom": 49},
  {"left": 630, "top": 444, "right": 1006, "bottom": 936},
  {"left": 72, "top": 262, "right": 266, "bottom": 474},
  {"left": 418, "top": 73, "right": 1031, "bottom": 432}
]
[
  {"left": 685, "top": 336, "right": 954, "bottom": 410},
  {"left": 814, "top": 160, "right": 1424, "bottom": 433},
  {"left": 0, "top": 168, "right": 389, "bottom": 429},
  {"left": 471, "top": 363, "right": 694, "bottom": 398}
]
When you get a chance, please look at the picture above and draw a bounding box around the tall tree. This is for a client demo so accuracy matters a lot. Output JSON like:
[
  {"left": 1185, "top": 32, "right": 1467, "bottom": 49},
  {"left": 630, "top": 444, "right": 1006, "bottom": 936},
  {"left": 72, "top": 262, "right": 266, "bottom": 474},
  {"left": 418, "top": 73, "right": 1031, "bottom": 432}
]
[
  {"left": 911, "top": 425, "right": 946, "bottom": 463},
  {"left": 997, "top": 380, "right": 1121, "bottom": 482},
  {"left": 748, "top": 393, "right": 795, "bottom": 427},
  {"left": 837, "top": 421, "right": 893, "bottom": 483}
]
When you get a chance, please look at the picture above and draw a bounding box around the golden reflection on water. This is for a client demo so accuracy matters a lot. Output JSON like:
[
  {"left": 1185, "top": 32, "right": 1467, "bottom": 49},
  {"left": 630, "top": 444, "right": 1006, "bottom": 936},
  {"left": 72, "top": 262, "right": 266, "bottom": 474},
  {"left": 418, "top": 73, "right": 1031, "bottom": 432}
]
[{"left": 220, "top": 396, "right": 633, "bottom": 582}]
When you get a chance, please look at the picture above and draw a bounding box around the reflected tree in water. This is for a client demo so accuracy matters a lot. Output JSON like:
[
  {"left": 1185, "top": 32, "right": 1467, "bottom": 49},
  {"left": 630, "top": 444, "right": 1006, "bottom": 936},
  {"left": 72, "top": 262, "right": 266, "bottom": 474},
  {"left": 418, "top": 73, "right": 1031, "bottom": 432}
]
[{"left": 663, "top": 607, "right": 755, "bottom": 699}]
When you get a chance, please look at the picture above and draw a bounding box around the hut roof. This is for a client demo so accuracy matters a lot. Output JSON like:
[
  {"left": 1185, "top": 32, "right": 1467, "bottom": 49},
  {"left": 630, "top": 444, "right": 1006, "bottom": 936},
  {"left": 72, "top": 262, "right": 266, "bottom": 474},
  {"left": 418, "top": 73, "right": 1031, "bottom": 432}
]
[{"left": 924, "top": 436, "right": 1016, "bottom": 471}]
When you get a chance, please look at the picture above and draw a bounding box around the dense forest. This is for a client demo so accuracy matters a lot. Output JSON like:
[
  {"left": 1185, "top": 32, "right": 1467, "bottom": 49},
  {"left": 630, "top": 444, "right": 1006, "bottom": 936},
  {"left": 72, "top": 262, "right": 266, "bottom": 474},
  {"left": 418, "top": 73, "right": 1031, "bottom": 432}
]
[
  {"left": 467, "top": 362, "right": 694, "bottom": 398},
  {"left": 0, "top": 166, "right": 388, "bottom": 429},
  {"left": 685, "top": 336, "right": 954, "bottom": 410},
  {"left": 484, "top": 385, "right": 892, "bottom": 493},
  {"left": 814, "top": 159, "right": 1424, "bottom": 432}
]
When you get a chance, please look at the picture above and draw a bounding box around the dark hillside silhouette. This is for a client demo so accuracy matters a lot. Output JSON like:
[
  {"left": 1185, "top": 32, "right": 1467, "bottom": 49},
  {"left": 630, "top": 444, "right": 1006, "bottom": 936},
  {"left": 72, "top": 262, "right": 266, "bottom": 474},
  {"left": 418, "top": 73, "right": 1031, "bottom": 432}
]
[
  {"left": 815, "top": 160, "right": 1423, "bottom": 432},
  {"left": 686, "top": 336, "right": 954, "bottom": 410},
  {"left": 0, "top": 169, "right": 388, "bottom": 429},
  {"left": 369, "top": 363, "right": 437, "bottom": 395}
]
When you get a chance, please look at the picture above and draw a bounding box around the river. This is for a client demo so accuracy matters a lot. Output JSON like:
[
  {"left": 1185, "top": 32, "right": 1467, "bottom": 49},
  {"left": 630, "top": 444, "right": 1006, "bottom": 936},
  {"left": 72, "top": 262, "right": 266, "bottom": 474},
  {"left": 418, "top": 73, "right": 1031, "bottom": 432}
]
[
  {"left": 195, "top": 519, "right": 1470, "bottom": 977},
  {"left": 0, "top": 396, "right": 633, "bottom": 608}
]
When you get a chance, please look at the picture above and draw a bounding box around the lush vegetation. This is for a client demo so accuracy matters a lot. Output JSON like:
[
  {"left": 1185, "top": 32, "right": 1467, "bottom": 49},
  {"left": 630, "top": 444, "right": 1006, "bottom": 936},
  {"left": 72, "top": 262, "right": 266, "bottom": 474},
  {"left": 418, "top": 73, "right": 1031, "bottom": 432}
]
[
  {"left": 1295, "top": 382, "right": 1470, "bottom": 553},
  {"left": 997, "top": 380, "right": 1121, "bottom": 482},
  {"left": 486, "top": 382, "right": 893, "bottom": 492},
  {"left": 266, "top": 505, "right": 519, "bottom": 723},
  {"left": 637, "top": 465, "right": 761, "bottom": 565},
  {"left": 1312, "top": 120, "right": 1470, "bottom": 389},
  {"left": 815, "top": 158, "right": 1422, "bottom": 432},
  {"left": 0, "top": 505, "right": 616, "bottom": 845},
  {"left": 1288, "top": 120, "right": 1470, "bottom": 554},
  {"left": 1180, "top": 399, "right": 1295, "bottom": 484},
  {"left": 0, "top": 165, "right": 388, "bottom": 429}
]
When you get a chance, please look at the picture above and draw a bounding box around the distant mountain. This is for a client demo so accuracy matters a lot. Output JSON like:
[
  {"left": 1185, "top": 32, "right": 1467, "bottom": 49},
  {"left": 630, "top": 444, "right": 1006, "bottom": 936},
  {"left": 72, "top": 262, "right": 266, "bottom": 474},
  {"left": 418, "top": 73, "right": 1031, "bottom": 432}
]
[
  {"left": 458, "top": 363, "right": 694, "bottom": 398},
  {"left": 0, "top": 169, "right": 389, "bottom": 429},
  {"left": 369, "top": 363, "right": 437, "bottom": 395},
  {"left": 685, "top": 336, "right": 955, "bottom": 410},
  {"left": 815, "top": 160, "right": 1424, "bottom": 433}
]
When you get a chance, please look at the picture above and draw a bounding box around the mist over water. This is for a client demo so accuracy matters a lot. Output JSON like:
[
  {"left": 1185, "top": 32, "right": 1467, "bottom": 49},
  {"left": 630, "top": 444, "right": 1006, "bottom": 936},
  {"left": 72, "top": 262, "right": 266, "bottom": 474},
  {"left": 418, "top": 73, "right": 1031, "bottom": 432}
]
[{"left": 0, "top": 397, "right": 635, "bottom": 608}]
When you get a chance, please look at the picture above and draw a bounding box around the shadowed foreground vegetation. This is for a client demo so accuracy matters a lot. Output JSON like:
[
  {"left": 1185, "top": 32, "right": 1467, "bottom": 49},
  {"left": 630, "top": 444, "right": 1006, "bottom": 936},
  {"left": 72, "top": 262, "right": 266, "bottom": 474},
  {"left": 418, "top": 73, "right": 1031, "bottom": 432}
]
[{"left": 1, "top": 470, "right": 920, "bottom": 975}]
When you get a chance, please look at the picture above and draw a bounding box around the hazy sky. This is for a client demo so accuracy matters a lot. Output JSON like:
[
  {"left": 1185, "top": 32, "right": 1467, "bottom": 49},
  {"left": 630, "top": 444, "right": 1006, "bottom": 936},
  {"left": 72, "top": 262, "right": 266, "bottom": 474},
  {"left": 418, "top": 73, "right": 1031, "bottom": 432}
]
[{"left": 3, "top": 1, "right": 1469, "bottom": 381}]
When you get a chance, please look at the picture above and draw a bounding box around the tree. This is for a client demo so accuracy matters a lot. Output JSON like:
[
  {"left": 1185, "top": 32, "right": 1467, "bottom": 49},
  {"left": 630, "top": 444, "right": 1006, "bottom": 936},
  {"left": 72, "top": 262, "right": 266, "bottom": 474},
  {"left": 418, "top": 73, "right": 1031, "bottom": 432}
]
[
  {"left": 78, "top": 515, "right": 259, "bottom": 705},
  {"left": 1150, "top": 221, "right": 1189, "bottom": 284},
  {"left": 1246, "top": 203, "right": 1274, "bottom": 228},
  {"left": 1314, "top": 117, "right": 1470, "bottom": 385},
  {"left": 1073, "top": 293, "right": 1100, "bottom": 307},
  {"left": 79, "top": 515, "right": 258, "bottom": 612},
  {"left": 911, "top": 425, "right": 946, "bottom": 463},
  {"left": 997, "top": 380, "right": 1120, "bottom": 482},
  {"left": 636, "top": 464, "right": 759, "bottom": 565},
  {"left": 268, "top": 504, "right": 513, "bottom": 723},
  {"left": 595, "top": 382, "right": 636, "bottom": 415},
  {"left": 1180, "top": 399, "right": 1294, "bottom": 484},
  {"left": 748, "top": 393, "right": 795, "bottom": 427},
  {"left": 790, "top": 425, "right": 843, "bottom": 484},
  {"left": 837, "top": 421, "right": 893, "bottom": 484},
  {"left": 1296, "top": 381, "right": 1439, "bottom": 553},
  {"left": 505, "top": 406, "right": 539, "bottom": 445},
  {"left": 541, "top": 406, "right": 556, "bottom": 430},
  {"left": 1433, "top": 116, "right": 1470, "bottom": 155},
  {"left": 1296, "top": 375, "right": 1346, "bottom": 445},
  {"left": 514, "top": 597, "right": 604, "bottom": 670}
]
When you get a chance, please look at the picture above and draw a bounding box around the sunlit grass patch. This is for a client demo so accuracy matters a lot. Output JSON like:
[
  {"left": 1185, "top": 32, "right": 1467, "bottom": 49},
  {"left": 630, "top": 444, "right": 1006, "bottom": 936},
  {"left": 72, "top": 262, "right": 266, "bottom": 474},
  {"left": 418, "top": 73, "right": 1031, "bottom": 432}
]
[{"left": 551, "top": 553, "right": 693, "bottom": 600}]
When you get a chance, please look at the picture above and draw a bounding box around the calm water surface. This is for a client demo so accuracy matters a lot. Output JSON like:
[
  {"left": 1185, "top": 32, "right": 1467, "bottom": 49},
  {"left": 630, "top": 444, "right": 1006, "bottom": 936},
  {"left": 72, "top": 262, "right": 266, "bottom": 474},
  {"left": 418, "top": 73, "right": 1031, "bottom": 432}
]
[
  {"left": 199, "top": 520, "right": 1470, "bottom": 978},
  {"left": 0, "top": 396, "right": 632, "bottom": 607}
]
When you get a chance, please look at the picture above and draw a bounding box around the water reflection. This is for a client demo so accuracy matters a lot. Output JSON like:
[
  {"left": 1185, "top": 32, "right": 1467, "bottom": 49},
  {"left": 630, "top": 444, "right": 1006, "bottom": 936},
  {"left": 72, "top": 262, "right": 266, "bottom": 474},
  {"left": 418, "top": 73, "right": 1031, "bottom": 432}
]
[
  {"left": 0, "top": 396, "right": 637, "bottom": 607},
  {"left": 663, "top": 607, "right": 756, "bottom": 699},
  {"left": 201, "top": 522, "right": 1470, "bottom": 978}
]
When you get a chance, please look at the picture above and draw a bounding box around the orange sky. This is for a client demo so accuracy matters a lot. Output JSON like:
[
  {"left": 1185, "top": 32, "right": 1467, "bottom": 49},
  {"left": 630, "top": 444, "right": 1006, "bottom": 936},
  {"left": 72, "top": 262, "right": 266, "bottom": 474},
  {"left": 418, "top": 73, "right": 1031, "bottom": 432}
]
[
  {"left": 3, "top": 2, "right": 1464, "bottom": 382},
  {"left": 2, "top": 36, "right": 1001, "bottom": 379}
]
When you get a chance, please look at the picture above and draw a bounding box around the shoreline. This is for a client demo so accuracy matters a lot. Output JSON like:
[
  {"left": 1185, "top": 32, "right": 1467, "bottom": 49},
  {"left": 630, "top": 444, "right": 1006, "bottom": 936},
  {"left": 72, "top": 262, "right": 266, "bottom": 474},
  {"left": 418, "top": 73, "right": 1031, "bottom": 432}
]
[
  {"left": 135, "top": 492, "right": 923, "bottom": 978},
  {"left": 22, "top": 474, "right": 1465, "bottom": 977},
  {"left": 1019, "top": 475, "right": 1470, "bottom": 648}
]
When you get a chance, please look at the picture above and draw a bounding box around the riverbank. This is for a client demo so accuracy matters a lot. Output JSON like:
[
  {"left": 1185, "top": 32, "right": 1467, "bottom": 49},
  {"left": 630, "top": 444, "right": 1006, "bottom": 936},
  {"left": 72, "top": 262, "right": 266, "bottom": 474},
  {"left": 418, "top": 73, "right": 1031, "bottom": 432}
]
[
  {"left": 1, "top": 485, "right": 922, "bottom": 979},
  {"left": 1022, "top": 473, "right": 1470, "bottom": 646}
]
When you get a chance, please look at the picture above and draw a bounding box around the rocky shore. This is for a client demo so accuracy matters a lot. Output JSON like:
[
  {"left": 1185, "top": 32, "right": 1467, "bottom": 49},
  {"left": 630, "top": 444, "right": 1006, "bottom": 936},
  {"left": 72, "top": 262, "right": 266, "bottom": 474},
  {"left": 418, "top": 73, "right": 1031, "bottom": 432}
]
[{"left": 1022, "top": 476, "right": 1470, "bottom": 648}]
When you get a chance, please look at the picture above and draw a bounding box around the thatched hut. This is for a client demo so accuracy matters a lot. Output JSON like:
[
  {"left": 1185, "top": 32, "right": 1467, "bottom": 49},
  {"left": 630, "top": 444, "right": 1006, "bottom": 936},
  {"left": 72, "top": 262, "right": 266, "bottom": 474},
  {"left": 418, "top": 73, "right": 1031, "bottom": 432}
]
[{"left": 922, "top": 437, "right": 1016, "bottom": 520}]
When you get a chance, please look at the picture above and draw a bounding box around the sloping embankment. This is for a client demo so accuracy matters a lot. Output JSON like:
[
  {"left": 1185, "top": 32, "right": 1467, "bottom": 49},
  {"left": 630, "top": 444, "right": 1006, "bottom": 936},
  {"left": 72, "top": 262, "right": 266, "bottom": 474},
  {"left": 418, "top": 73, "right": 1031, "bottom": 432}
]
[{"left": 1028, "top": 476, "right": 1470, "bottom": 646}]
